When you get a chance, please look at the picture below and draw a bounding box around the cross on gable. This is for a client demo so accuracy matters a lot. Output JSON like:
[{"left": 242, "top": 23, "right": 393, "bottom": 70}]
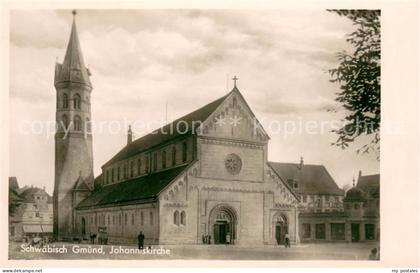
[{"left": 232, "top": 76, "right": 239, "bottom": 87}]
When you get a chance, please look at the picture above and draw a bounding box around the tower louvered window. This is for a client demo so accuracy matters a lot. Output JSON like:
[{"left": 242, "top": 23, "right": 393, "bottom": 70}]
[
  {"left": 73, "top": 94, "right": 81, "bottom": 109},
  {"left": 74, "top": 115, "right": 82, "bottom": 131},
  {"left": 62, "top": 93, "right": 69, "bottom": 109}
]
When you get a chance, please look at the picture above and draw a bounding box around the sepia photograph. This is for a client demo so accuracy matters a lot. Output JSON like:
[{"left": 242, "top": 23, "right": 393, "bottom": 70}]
[{"left": 6, "top": 7, "right": 386, "bottom": 263}]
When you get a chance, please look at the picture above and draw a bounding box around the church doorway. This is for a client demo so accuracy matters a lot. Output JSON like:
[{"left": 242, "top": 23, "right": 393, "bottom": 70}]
[
  {"left": 214, "top": 221, "right": 230, "bottom": 244},
  {"left": 209, "top": 205, "right": 237, "bottom": 245},
  {"left": 273, "top": 213, "right": 288, "bottom": 245}
]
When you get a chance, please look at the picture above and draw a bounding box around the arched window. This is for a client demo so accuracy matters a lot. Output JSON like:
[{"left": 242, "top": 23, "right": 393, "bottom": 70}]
[
  {"left": 140, "top": 211, "right": 144, "bottom": 226},
  {"left": 73, "top": 93, "right": 81, "bottom": 109},
  {"left": 118, "top": 214, "right": 121, "bottom": 225},
  {"left": 174, "top": 211, "right": 179, "bottom": 226},
  {"left": 111, "top": 168, "right": 114, "bottom": 182},
  {"left": 182, "top": 142, "right": 187, "bottom": 163},
  {"left": 180, "top": 211, "right": 186, "bottom": 225},
  {"left": 73, "top": 115, "right": 81, "bottom": 131},
  {"left": 172, "top": 146, "right": 176, "bottom": 166},
  {"left": 117, "top": 166, "right": 121, "bottom": 180},
  {"left": 137, "top": 158, "right": 141, "bottom": 175},
  {"left": 150, "top": 211, "right": 153, "bottom": 226},
  {"left": 61, "top": 114, "right": 69, "bottom": 130},
  {"left": 62, "top": 93, "right": 69, "bottom": 109},
  {"left": 107, "top": 215, "right": 110, "bottom": 225},
  {"left": 162, "top": 150, "right": 166, "bottom": 169}
]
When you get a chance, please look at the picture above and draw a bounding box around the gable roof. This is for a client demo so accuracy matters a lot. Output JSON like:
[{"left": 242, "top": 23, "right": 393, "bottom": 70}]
[
  {"left": 76, "top": 164, "right": 189, "bottom": 209},
  {"left": 103, "top": 91, "right": 231, "bottom": 167},
  {"left": 357, "top": 174, "right": 380, "bottom": 198},
  {"left": 267, "top": 162, "right": 344, "bottom": 196},
  {"left": 73, "top": 175, "right": 92, "bottom": 191}
]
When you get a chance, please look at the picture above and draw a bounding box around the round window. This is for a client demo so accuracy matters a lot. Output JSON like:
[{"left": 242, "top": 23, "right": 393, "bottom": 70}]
[{"left": 225, "top": 153, "right": 242, "bottom": 175}]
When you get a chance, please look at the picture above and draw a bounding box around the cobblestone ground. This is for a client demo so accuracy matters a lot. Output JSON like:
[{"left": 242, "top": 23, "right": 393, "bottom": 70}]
[{"left": 9, "top": 241, "right": 378, "bottom": 260}]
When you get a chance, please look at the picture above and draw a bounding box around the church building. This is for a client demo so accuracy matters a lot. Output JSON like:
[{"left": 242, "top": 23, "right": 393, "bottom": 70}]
[{"left": 53, "top": 11, "right": 301, "bottom": 246}]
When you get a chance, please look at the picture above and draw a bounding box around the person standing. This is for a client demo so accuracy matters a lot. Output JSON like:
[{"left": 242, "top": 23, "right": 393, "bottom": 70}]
[
  {"left": 284, "top": 233, "right": 290, "bottom": 248},
  {"left": 138, "top": 231, "right": 145, "bottom": 250},
  {"left": 226, "top": 232, "right": 231, "bottom": 245}
]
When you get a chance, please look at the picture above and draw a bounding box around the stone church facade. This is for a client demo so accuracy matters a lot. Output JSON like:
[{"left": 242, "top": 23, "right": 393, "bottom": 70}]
[{"left": 53, "top": 12, "right": 300, "bottom": 246}]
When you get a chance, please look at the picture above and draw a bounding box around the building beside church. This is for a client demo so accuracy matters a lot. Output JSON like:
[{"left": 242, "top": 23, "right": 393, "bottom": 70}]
[
  {"left": 9, "top": 177, "right": 53, "bottom": 241},
  {"left": 297, "top": 171, "right": 379, "bottom": 243},
  {"left": 268, "top": 160, "right": 344, "bottom": 213},
  {"left": 53, "top": 12, "right": 301, "bottom": 246}
]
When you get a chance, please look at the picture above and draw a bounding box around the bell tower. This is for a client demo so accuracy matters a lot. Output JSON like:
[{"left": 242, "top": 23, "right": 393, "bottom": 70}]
[{"left": 53, "top": 10, "right": 94, "bottom": 240}]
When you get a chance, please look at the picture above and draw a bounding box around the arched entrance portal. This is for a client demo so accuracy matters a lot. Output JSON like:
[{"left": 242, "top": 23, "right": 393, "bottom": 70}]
[
  {"left": 81, "top": 217, "right": 86, "bottom": 237},
  {"left": 273, "top": 213, "right": 288, "bottom": 245},
  {"left": 209, "top": 205, "right": 237, "bottom": 245}
]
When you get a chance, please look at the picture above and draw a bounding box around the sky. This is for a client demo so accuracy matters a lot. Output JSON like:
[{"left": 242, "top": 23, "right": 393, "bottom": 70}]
[{"left": 9, "top": 9, "right": 380, "bottom": 194}]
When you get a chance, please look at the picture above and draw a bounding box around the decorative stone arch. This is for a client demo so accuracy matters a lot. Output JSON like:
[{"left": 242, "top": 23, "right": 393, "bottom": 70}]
[
  {"left": 208, "top": 204, "right": 238, "bottom": 244},
  {"left": 272, "top": 212, "right": 288, "bottom": 245}
]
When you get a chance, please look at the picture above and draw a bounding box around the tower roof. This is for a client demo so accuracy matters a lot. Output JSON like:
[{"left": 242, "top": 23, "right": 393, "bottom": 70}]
[{"left": 55, "top": 11, "right": 92, "bottom": 87}]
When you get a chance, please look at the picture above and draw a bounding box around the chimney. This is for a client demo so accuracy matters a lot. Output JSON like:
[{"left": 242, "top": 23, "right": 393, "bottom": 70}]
[
  {"left": 127, "top": 125, "right": 133, "bottom": 145},
  {"left": 299, "top": 156, "right": 304, "bottom": 170}
]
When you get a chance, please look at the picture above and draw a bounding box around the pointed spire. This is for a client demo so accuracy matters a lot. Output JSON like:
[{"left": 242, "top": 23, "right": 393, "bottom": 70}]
[
  {"left": 127, "top": 125, "right": 133, "bottom": 145},
  {"left": 55, "top": 10, "right": 92, "bottom": 87}
]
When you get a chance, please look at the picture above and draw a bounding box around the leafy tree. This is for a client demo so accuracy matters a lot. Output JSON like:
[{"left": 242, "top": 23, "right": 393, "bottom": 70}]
[{"left": 328, "top": 10, "right": 380, "bottom": 157}]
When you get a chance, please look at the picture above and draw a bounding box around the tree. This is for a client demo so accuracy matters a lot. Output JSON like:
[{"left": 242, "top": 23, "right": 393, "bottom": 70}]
[{"left": 328, "top": 10, "right": 380, "bottom": 157}]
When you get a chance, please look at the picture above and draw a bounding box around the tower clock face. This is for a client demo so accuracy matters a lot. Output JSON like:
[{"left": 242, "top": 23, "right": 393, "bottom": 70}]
[{"left": 225, "top": 153, "right": 242, "bottom": 175}]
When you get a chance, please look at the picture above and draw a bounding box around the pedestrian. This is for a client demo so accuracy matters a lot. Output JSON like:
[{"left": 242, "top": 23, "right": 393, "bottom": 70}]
[
  {"left": 202, "top": 234, "right": 205, "bottom": 244},
  {"left": 89, "top": 232, "right": 96, "bottom": 244},
  {"left": 137, "top": 231, "right": 145, "bottom": 249},
  {"left": 284, "top": 233, "right": 290, "bottom": 248},
  {"left": 368, "top": 248, "right": 378, "bottom": 260},
  {"left": 207, "top": 235, "right": 211, "bottom": 244},
  {"left": 226, "top": 232, "right": 231, "bottom": 245}
]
